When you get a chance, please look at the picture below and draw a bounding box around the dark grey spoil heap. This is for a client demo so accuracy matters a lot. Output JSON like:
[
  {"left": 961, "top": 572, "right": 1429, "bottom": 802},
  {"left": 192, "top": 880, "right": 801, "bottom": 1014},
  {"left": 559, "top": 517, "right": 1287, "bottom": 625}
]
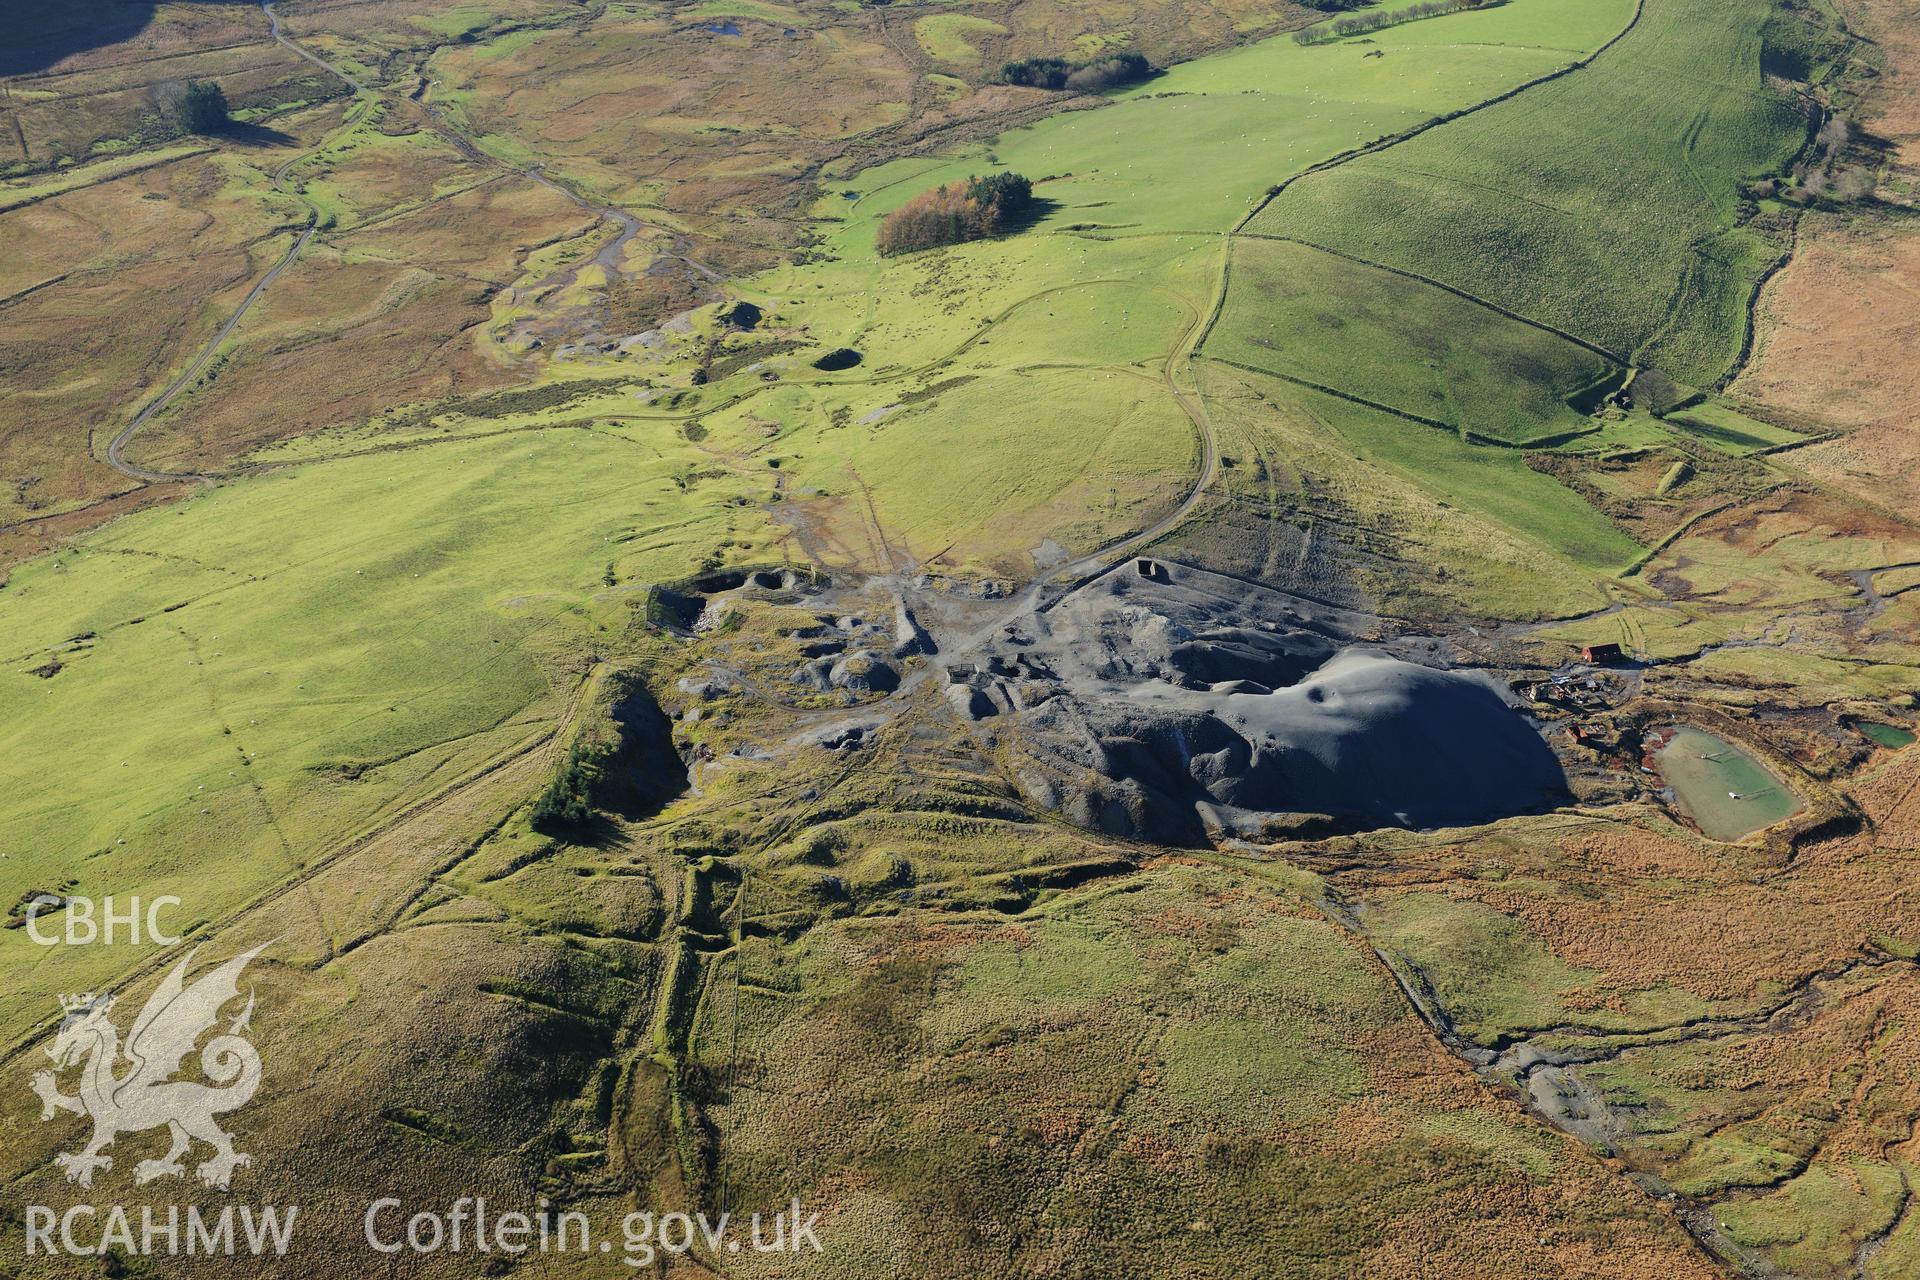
[{"left": 954, "top": 562, "right": 1569, "bottom": 843}]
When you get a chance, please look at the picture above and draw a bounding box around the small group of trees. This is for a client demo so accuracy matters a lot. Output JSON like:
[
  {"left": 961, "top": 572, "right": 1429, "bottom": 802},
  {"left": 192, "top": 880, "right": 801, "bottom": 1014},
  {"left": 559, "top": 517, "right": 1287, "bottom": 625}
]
[
  {"left": 875, "top": 171, "right": 1034, "bottom": 256},
  {"left": 160, "top": 79, "right": 231, "bottom": 134},
  {"left": 1294, "top": 0, "right": 1487, "bottom": 44},
  {"left": 999, "top": 50, "right": 1152, "bottom": 92},
  {"left": 530, "top": 745, "right": 601, "bottom": 831}
]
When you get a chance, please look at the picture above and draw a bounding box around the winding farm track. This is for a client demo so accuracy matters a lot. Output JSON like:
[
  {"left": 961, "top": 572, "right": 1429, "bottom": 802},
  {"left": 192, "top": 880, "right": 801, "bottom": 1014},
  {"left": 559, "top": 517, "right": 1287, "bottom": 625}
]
[
  {"left": 691, "top": 7, "right": 1655, "bottom": 663},
  {"left": 1058, "top": 274, "right": 1221, "bottom": 583},
  {"left": 885, "top": 274, "right": 1222, "bottom": 675},
  {"left": 93, "top": 3, "right": 341, "bottom": 484},
  {"left": 263, "top": 1, "right": 363, "bottom": 92},
  {"left": 99, "top": 0, "right": 719, "bottom": 485},
  {"left": 104, "top": 216, "right": 316, "bottom": 483},
  {"left": 974, "top": 0, "right": 1656, "bottom": 631},
  {"left": 918, "top": 0, "right": 1647, "bottom": 635}
]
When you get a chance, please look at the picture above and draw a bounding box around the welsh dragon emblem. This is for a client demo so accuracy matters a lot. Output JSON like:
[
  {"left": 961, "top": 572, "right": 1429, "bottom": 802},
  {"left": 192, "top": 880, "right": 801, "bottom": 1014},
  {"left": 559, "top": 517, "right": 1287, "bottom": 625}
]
[{"left": 31, "top": 944, "right": 267, "bottom": 1190}]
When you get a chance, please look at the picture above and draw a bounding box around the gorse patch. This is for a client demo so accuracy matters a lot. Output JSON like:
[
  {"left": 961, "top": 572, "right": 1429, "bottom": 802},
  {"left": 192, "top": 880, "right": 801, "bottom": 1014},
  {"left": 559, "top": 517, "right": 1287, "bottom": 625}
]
[
  {"left": 876, "top": 172, "right": 1034, "bottom": 256},
  {"left": 999, "top": 50, "right": 1151, "bottom": 91}
]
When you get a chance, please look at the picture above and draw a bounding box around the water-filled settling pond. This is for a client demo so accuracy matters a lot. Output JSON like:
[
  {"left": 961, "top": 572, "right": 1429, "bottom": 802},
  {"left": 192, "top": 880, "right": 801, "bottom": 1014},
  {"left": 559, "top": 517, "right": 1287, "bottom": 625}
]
[
  {"left": 1652, "top": 726, "right": 1802, "bottom": 841},
  {"left": 1857, "top": 720, "right": 1916, "bottom": 750}
]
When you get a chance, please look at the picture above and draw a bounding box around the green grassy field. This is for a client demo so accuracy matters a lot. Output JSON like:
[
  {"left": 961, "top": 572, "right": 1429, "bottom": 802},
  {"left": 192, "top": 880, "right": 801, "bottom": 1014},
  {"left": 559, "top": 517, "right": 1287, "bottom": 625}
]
[
  {"left": 1208, "top": 237, "right": 1619, "bottom": 443},
  {"left": 1285, "top": 384, "right": 1644, "bottom": 573},
  {"left": 783, "top": 365, "right": 1198, "bottom": 571},
  {"left": 1714, "top": 1159, "right": 1910, "bottom": 1275},
  {"left": 690, "top": 0, "right": 808, "bottom": 23},
  {"left": 0, "top": 426, "right": 776, "bottom": 1018},
  {"left": 1665, "top": 398, "right": 1811, "bottom": 453},
  {"left": 0, "top": 142, "right": 215, "bottom": 212},
  {"left": 913, "top": 13, "right": 1008, "bottom": 64},
  {"left": 1363, "top": 891, "right": 1727, "bottom": 1047},
  {"left": 1160, "top": 361, "right": 1621, "bottom": 617},
  {"left": 1253, "top": 0, "right": 1809, "bottom": 384},
  {"left": 666, "top": 0, "right": 1644, "bottom": 584},
  {"left": 823, "top": 0, "right": 1618, "bottom": 240},
  {"left": 406, "top": 5, "right": 499, "bottom": 41}
]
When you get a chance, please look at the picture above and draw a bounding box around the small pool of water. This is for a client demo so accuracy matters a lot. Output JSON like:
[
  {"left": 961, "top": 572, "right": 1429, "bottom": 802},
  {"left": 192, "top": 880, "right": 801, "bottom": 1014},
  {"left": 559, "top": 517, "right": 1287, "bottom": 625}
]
[
  {"left": 1653, "top": 727, "right": 1802, "bottom": 842},
  {"left": 1858, "top": 720, "right": 1916, "bottom": 750}
]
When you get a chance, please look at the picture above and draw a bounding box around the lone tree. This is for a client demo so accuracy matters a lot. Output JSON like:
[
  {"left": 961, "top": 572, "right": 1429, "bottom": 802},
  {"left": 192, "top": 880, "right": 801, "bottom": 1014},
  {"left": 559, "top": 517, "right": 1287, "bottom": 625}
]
[{"left": 180, "top": 79, "right": 230, "bottom": 133}]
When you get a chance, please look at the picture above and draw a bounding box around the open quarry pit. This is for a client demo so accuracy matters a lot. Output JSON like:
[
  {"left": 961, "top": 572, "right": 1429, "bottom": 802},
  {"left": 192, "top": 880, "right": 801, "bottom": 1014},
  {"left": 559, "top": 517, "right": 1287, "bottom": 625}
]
[{"left": 944, "top": 562, "right": 1572, "bottom": 843}]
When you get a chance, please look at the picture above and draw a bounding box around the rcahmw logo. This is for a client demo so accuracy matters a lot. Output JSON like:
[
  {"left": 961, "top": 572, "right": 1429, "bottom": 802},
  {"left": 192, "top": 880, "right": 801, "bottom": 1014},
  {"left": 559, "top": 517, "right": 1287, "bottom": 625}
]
[
  {"left": 31, "top": 944, "right": 269, "bottom": 1189},
  {"left": 26, "top": 1203, "right": 297, "bottom": 1259}
]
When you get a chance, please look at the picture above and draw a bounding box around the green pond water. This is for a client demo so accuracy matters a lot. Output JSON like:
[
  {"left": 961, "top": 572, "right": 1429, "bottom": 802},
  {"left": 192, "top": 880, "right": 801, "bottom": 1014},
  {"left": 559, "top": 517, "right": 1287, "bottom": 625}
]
[
  {"left": 1859, "top": 721, "right": 1916, "bottom": 750},
  {"left": 1654, "top": 727, "right": 1802, "bottom": 842}
]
